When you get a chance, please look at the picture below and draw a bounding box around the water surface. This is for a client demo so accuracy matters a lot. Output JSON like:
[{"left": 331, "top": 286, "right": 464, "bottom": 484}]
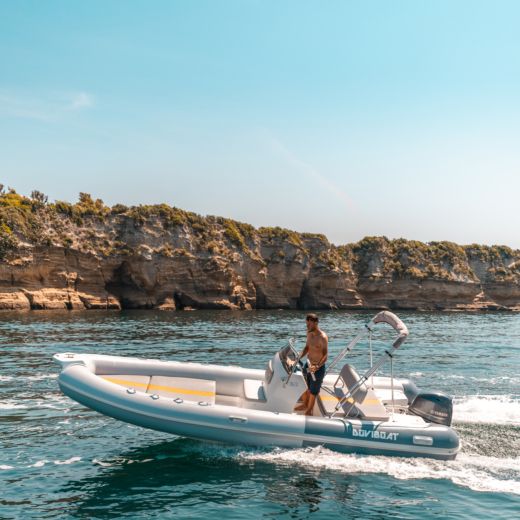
[{"left": 1, "top": 310, "right": 519, "bottom": 519}]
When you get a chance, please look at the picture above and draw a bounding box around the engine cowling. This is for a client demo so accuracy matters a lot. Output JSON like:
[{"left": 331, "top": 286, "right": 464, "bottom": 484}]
[{"left": 409, "top": 391, "right": 453, "bottom": 426}]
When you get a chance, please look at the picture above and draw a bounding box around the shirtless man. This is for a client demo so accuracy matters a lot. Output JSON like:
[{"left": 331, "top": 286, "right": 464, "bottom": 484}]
[{"left": 294, "top": 313, "right": 328, "bottom": 416}]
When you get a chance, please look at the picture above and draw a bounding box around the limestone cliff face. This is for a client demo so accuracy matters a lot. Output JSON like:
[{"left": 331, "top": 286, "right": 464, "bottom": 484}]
[{"left": 1, "top": 191, "right": 519, "bottom": 311}]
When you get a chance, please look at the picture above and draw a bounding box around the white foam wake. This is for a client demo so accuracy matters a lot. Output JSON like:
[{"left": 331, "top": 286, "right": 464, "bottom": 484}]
[
  {"left": 0, "top": 401, "right": 28, "bottom": 410},
  {"left": 26, "top": 373, "right": 58, "bottom": 381},
  {"left": 28, "top": 460, "right": 48, "bottom": 468},
  {"left": 453, "top": 395, "right": 520, "bottom": 425},
  {"left": 238, "top": 446, "right": 520, "bottom": 495},
  {"left": 54, "top": 456, "right": 81, "bottom": 465},
  {"left": 0, "top": 393, "right": 68, "bottom": 411}
]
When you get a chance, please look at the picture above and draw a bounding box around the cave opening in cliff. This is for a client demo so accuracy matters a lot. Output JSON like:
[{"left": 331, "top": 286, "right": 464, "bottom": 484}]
[{"left": 105, "top": 261, "right": 153, "bottom": 310}]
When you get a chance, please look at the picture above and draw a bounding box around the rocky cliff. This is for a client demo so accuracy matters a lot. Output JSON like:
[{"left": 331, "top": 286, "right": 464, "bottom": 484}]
[{"left": 1, "top": 189, "right": 519, "bottom": 311}]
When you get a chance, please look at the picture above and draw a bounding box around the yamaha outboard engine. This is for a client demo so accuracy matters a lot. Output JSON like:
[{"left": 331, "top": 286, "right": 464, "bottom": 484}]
[{"left": 409, "top": 392, "right": 453, "bottom": 426}]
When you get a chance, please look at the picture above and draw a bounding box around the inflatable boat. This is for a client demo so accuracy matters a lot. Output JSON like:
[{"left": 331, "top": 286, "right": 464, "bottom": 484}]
[{"left": 54, "top": 311, "right": 460, "bottom": 460}]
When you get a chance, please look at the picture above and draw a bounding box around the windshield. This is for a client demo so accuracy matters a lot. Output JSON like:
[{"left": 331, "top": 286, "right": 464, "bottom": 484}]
[{"left": 279, "top": 340, "right": 298, "bottom": 374}]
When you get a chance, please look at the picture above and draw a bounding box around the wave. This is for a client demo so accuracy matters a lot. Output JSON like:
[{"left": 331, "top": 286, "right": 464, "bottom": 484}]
[
  {"left": 1, "top": 373, "right": 58, "bottom": 383},
  {"left": 0, "top": 402, "right": 28, "bottom": 410},
  {"left": 54, "top": 456, "right": 81, "bottom": 465},
  {"left": 408, "top": 373, "right": 520, "bottom": 384},
  {"left": 453, "top": 395, "right": 520, "bottom": 425},
  {"left": 26, "top": 373, "right": 58, "bottom": 381},
  {"left": 0, "top": 393, "right": 69, "bottom": 411},
  {"left": 92, "top": 456, "right": 155, "bottom": 468},
  {"left": 237, "top": 446, "right": 520, "bottom": 495},
  {"left": 468, "top": 375, "right": 520, "bottom": 384},
  {"left": 28, "top": 460, "right": 48, "bottom": 468}
]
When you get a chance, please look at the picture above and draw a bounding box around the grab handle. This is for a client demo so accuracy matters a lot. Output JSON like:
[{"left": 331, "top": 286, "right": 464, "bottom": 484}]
[{"left": 228, "top": 416, "right": 248, "bottom": 424}]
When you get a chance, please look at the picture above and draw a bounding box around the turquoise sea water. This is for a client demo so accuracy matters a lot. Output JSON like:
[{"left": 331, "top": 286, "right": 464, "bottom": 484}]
[{"left": 1, "top": 310, "right": 519, "bottom": 519}]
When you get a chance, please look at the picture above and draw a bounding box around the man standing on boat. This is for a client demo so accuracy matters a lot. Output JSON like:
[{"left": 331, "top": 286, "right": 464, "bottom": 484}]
[{"left": 294, "top": 313, "right": 328, "bottom": 416}]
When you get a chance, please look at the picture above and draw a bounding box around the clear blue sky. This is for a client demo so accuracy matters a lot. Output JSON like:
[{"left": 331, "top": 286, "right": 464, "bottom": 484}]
[{"left": 1, "top": 1, "right": 519, "bottom": 247}]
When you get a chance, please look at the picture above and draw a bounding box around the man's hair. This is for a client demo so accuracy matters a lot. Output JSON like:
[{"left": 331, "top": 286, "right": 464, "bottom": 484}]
[{"left": 306, "top": 313, "right": 319, "bottom": 322}]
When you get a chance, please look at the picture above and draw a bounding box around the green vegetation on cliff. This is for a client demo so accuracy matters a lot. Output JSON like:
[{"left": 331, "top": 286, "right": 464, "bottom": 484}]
[
  {"left": 258, "top": 226, "right": 304, "bottom": 248},
  {"left": 352, "top": 236, "right": 478, "bottom": 282},
  {"left": 2, "top": 187, "right": 519, "bottom": 284},
  {"left": 0, "top": 188, "right": 46, "bottom": 256}
]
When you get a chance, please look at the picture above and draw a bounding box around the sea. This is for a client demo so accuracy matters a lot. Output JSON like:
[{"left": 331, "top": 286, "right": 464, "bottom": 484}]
[{"left": 1, "top": 310, "right": 519, "bottom": 519}]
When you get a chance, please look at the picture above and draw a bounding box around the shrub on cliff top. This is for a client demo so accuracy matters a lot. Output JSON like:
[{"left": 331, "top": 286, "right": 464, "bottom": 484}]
[
  {"left": 212, "top": 217, "right": 254, "bottom": 249},
  {"left": 125, "top": 204, "right": 200, "bottom": 229},
  {"left": 429, "top": 241, "right": 466, "bottom": 260},
  {"left": 52, "top": 193, "right": 109, "bottom": 224},
  {"left": 494, "top": 245, "right": 514, "bottom": 258},
  {"left": 76, "top": 193, "right": 109, "bottom": 219},
  {"left": 301, "top": 232, "right": 327, "bottom": 240},
  {"left": 223, "top": 219, "right": 246, "bottom": 247},
  {"left": 110, "top": 203, "right": 129, "bottom": 215},
  {"left": 259, "top": 226, "right": 303, "bottom": 248},
  {"left": 30, "top": 190, "right": 48, "bottom": 206},
  {"left": 352, "top": 236, "right": 392, "bottom": 277},
  {"left": 391, "top": 240, "right": 475, "bottom": 281},
  {"left": 466, "top": 243, "right": 516, "bottom": 261},
  {"left": 0, "top": 189, "right": 45, "bottom": 244},
  {"left": 53, "top": 200, "right": 84, "bottom": 226},
  {"left": 351, "top": 237, "right": 476, "bottom": 281},
  {"left": 0, "top": 189, "right": 32, "bottom": 210},
  {"left": 234, "top": 221, "right": 255, "bottom": 241},
  {"left": 353, "top": 236, "right": 390, "bottom": 251},
  {"left": 465, "top": 243, "right": 520, "bottom": 282}
]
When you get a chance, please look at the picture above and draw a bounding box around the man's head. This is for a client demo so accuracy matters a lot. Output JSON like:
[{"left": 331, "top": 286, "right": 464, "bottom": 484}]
[{"left": 306, "top": 313, "right": 319, "bottom": 332}]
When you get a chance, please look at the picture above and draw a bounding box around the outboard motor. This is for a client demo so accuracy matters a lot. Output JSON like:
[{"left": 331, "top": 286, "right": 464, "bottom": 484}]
[{"left": 409, "top": 392, "right": 453, "bottom": 426}]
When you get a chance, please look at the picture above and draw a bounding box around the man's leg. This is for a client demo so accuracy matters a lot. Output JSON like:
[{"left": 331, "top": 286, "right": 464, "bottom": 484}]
[
  {"left": 305, "top": 393, "right": 316, "bottom": 415},
  {"left": 305, "top": 365, "right": 325, "bottom": 415},
  {"left": 294, "top": 390, "right": 309, "bottom": 411},
  {"left": 295, "top": 366, "right": 312, "bottom": 412}
]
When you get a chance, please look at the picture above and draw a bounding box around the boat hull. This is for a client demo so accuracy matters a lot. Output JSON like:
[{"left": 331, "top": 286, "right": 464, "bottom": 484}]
[{"left": 56, "top": 357, "right": 459, "bottom": 460}]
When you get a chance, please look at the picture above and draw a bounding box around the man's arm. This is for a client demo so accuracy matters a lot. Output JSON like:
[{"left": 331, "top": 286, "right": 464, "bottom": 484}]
[{"left": 286, "top": 338, "right": 308, "bottom": 369}]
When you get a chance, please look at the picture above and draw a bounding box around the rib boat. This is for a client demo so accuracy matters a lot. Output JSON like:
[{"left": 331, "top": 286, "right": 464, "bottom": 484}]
[{"left": 54, "top": 311, "right": 460, "bottom": 460}]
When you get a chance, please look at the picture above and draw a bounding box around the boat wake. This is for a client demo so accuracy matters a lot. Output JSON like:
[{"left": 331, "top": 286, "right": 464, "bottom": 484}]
[
  {"left": 453, "top": 395, "right": 520, "bottom": 425},
  {"left": 234, "top": 446, "right": 520, "bottom": 495}
]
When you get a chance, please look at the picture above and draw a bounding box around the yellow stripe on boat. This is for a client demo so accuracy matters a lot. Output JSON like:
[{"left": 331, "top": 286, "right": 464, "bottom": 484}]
[
  {"left": 320, "top": 393, "right": 381, "bottom": 405},
  {"left": 102, "top": 377, "right": 149, "bottom": 388},
  {"left": 101, "top": 376, "right": 216, "bottom": 397}
]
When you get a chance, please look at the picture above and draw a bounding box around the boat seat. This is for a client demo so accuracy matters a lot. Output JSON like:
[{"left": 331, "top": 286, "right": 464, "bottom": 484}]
[
  {"left": 243, "top": 379, "right": 267, "bottom": 402},
  {"left": 101, "top": 374, "right": 151, "bottom": 391},
  {"left": 320, "top": 364, "right": 389, "bottom": 421},
  {"left": 374, "top": 388, "right": 409, "bottom": 406},
  {"left": 147, "top": 376, "right": 216, "bottom": 403}
]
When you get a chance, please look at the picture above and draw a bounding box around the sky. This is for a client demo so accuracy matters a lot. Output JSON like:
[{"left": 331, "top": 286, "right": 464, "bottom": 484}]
[{"left": 1, "top": 0, "right": 520, "bottom": 247}]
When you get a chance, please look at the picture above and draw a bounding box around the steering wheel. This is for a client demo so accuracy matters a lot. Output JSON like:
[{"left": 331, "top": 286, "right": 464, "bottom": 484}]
[{"left": 295, "top": 358, "right": 305, "bottom": 372}]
